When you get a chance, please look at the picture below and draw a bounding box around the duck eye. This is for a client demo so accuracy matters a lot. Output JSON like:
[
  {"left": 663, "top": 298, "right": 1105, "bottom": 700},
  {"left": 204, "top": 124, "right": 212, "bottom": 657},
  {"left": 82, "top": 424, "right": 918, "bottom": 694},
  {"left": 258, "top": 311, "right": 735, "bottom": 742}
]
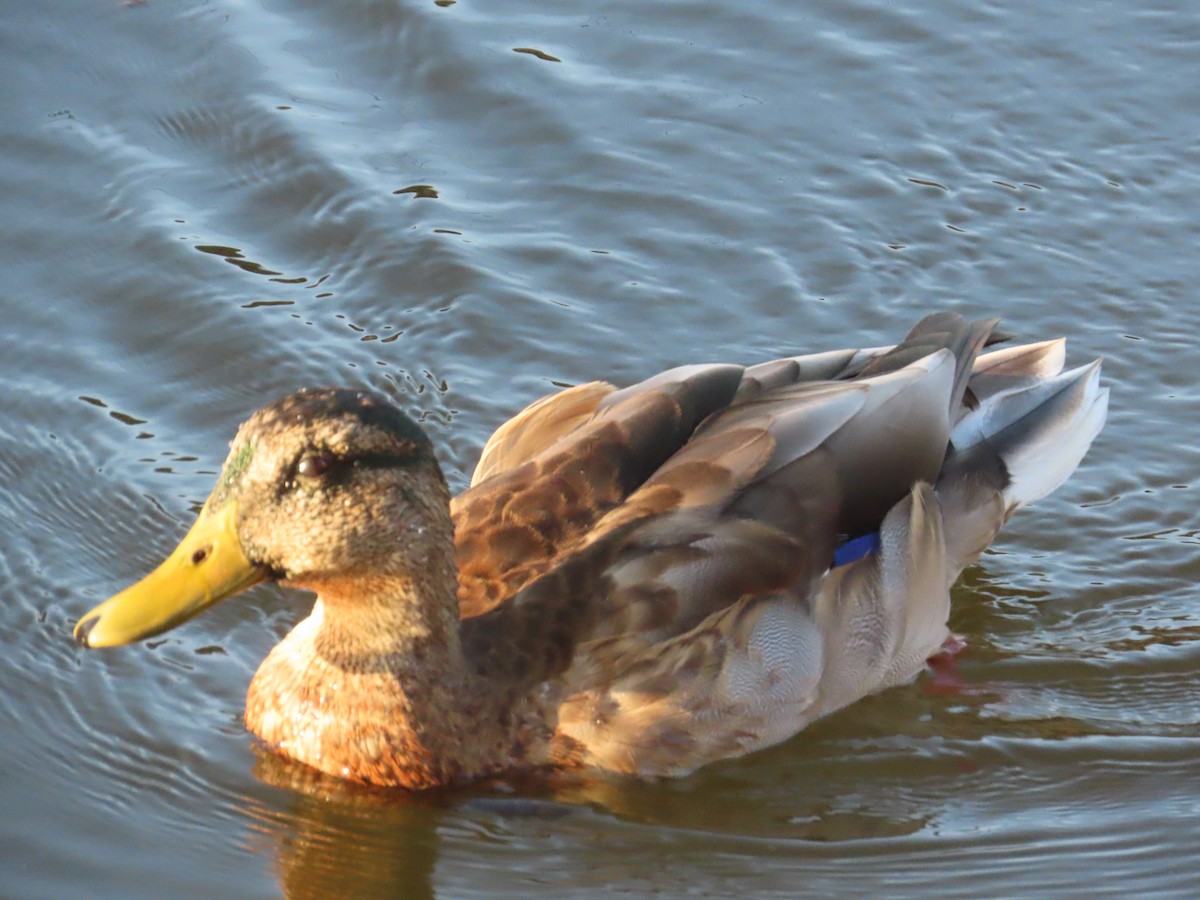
[{"left": 297, "top": 453, "right": 335, "bottom": 479}]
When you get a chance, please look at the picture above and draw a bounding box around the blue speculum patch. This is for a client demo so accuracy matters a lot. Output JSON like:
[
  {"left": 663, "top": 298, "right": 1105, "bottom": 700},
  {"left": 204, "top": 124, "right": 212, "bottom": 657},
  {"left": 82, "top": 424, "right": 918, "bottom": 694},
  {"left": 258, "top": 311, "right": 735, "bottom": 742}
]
[{"left": 833, "top": 532, "right": 881, "bottom": 567}]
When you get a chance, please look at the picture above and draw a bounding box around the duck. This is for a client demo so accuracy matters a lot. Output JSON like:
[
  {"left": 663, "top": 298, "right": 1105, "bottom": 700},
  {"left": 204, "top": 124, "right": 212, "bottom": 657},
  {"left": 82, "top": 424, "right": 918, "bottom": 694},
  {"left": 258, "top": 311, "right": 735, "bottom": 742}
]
[{"left": 74, "top": 313, "right": 1108, "bottom": 789}]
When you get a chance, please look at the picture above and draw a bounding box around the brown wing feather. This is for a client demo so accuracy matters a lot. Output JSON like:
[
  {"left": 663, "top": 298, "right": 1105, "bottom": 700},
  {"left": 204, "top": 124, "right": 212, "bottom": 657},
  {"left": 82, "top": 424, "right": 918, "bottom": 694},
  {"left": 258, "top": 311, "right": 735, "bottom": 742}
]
[
  {"left": 470, "top": 381, "right": 616, "bottom": 486},
  {"left": 452, "top": 364, "right": 748, "bottom": 617},
  {"left": 456, "top": 314, "right": 999, "bottom": 707}
]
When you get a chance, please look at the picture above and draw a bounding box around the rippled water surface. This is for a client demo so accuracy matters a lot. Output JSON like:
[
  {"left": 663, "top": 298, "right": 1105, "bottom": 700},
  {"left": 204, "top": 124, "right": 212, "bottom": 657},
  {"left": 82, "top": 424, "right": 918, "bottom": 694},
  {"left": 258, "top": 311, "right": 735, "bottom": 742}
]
[{"left": 3, "top": 0, "right": 1198, "bottom": 896}]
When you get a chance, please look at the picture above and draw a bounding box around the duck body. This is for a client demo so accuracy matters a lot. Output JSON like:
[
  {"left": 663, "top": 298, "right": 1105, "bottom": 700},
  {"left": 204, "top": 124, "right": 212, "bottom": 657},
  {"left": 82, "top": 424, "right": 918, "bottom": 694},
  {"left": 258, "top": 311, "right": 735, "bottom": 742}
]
[{"left": 76, "top": 313, "right": 1108, "bottom": 788}]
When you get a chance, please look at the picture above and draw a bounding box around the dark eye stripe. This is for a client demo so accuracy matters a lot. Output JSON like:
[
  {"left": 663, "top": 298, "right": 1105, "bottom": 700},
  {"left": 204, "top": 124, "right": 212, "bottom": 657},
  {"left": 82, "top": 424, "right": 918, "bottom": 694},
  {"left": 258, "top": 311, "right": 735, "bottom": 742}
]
[
  {"left": 292, "top": 445, "right": 427, "bottom": 485},
  {"left": 349, "top": 447, "right": 429, "bottom": 470}
]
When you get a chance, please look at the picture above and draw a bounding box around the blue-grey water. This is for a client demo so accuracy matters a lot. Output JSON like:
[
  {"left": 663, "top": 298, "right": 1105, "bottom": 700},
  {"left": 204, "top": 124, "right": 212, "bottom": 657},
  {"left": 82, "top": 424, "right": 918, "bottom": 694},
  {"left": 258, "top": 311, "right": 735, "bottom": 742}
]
[{"left": 2, "top": 0, "right": 1198, "bottom": 897}]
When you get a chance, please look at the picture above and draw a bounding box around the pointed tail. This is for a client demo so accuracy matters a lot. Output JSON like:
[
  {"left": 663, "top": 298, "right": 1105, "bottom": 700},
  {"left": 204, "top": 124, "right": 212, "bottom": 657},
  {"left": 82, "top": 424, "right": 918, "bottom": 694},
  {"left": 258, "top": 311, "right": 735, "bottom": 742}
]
[
  {"left": 934, "top": 338, "right": 1108, "bottom": 577},
  {"left": 954, "top": 343, "right": 1109, "bottom": 512}
]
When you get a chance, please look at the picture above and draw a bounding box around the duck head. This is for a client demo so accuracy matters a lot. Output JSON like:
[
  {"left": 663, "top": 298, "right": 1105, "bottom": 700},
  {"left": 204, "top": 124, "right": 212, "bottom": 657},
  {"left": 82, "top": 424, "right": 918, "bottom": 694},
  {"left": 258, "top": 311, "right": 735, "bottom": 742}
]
[{"left": 74, "top": 388, "right": 450, "bottom": 648}]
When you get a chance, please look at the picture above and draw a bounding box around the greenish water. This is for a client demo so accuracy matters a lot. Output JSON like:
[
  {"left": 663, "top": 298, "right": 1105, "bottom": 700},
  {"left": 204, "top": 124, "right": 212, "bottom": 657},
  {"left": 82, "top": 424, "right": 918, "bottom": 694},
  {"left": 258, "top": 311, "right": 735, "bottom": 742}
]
[{"left": 2, "top": 0, "right": 1198, "bottom": 896}]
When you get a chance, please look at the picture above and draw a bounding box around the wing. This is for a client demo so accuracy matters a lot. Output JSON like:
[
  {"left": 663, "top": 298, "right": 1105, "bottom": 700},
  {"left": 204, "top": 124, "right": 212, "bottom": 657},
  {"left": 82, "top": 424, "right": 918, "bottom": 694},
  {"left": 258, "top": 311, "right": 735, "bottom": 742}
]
[
  {"left": 452, "top": 315, "right": 987, "bottom": 620},
  {"left": 457, "top": 315, "right": 990, "bottom": 686}
]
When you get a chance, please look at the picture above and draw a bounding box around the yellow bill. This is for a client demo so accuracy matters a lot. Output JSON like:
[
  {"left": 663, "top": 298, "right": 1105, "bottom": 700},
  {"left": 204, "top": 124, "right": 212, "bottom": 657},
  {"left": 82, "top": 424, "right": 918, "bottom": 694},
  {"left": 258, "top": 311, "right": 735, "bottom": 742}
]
[{"left": 74, "top": 500, "right": 266, "bottom": 648}]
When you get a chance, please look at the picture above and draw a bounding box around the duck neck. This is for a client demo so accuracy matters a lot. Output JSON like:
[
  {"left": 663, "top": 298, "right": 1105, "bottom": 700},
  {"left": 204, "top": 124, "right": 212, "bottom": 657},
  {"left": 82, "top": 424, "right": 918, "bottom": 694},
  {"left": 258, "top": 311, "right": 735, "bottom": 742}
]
[
  {"left": 247, "top": 525, "right": 518, "bottom": 788},
  {"left": 308, "top": 566, "right": 465, "bottom": 678},
  {"left": 302, "top": 471, "right": 466, "bottom": 680}
]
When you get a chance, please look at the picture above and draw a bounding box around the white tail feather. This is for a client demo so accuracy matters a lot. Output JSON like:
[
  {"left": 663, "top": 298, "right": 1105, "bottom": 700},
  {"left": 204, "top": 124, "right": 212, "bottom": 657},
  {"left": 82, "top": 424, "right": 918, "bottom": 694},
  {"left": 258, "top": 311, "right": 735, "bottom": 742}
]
[
  {"left": 953, "top": 358, "right": 1108, "bottom": 511},
  {"left": 972, "top": 338, "right": 1066, "bottom": 379}
]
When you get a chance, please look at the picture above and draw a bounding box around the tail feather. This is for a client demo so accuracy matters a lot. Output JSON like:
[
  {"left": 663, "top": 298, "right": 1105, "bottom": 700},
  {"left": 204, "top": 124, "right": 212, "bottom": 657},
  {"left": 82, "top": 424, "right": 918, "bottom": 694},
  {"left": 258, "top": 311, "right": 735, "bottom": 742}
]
[
  {"left": 858, "top": 313, "right": 999, "bottom": 416},
  {"left": 961, "top": 338, "right": 1067, "bottom": 421},
  {"left": 953, "top": 356, "right": 1108, "bottom": 511},
  {"left": 972, "top": 337, "right": 1066, "bottom": 380}
]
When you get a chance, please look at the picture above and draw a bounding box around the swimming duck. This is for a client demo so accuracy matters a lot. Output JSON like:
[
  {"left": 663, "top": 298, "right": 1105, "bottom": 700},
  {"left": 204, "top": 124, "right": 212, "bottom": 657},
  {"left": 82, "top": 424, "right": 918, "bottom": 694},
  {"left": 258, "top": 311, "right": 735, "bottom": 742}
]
[{"left": 74, "top": 313, "right": 1108, "bottom": 788}]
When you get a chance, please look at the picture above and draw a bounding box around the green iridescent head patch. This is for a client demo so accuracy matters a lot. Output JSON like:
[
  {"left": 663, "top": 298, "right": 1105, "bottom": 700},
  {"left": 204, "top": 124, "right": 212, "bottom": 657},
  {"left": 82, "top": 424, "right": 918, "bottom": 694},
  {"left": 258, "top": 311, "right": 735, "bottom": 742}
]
[{"left": 209, "top": 440, "right": 255, "bottom": 509}]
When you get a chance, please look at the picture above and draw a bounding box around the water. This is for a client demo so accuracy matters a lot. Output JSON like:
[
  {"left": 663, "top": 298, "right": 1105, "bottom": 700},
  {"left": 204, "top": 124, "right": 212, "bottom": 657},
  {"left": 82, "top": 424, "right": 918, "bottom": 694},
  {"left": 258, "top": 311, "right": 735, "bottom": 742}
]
[{"left": 2, "top": 0, "right": 1198, "bottom": 896}]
